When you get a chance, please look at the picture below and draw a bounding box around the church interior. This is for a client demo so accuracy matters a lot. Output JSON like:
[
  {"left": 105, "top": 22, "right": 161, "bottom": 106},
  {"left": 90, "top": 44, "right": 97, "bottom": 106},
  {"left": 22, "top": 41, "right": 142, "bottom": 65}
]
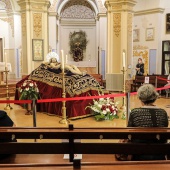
[{"left": 0, "top": 0, "right": 170, "bottom": 168}]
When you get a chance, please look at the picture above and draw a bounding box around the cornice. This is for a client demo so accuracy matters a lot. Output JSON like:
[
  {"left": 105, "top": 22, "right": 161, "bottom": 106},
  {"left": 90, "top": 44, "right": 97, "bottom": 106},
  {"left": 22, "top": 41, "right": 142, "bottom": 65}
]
[
  {"left": 134, "top": 8, "right": 164, "bottom": 16},
  {"left": 0, "top": 11, "right": 20, "bottom": 17},
  {"left": 48, "top": 12, "right": 57, "bottom": 16},
  {"left": 97, "top": 13, "right": 107, "bottom": 18},
  {"left": 60, "top": 19, "right": 96, "bottom": 26}
]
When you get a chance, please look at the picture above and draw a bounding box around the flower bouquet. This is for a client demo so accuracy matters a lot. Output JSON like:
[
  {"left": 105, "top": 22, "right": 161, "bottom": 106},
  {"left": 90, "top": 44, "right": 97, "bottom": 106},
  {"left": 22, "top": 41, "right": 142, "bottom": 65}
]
[
  {"left": 87, "top": 97, "right": 119, "bottom": 121},
  {"left": 19, "top": 79, "right": 39, "bottom": 100}
]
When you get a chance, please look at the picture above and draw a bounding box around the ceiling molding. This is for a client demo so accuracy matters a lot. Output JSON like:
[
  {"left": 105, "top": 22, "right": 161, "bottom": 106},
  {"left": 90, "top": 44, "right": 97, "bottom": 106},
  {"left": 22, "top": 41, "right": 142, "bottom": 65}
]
[{"left": 134, "top": 8, "right": 164, "bottom": 16}]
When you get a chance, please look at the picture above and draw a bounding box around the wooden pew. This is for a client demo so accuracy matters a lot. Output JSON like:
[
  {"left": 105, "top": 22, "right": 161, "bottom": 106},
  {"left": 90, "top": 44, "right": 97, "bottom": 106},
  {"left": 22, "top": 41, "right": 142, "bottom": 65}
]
[
  {"left": 90, "top": 74, "right": 103, "bottom": 86},
  {"left": 131, "top": 76, "right": 156, "bottom": 92},
  {"left": 1, "top": 126, "right": 170, "bottom": 169}
]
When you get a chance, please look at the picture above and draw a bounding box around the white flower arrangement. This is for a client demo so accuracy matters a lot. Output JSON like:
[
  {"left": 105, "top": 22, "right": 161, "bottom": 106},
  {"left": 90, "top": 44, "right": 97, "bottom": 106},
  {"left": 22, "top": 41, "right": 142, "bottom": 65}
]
[
  {"left": 86, "top": 96, "right": 119, "bottom": 121},
  {"left": 19, "top": 80, "right": 39, "bottom": 100}
]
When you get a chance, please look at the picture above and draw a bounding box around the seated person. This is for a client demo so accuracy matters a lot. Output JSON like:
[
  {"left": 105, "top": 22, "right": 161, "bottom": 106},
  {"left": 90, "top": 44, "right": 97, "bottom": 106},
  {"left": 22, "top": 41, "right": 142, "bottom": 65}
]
[
  {"left": 0, "top": 110, "right": 16, "bottom": 159},
  {"left": 128, "top": 84, "right": 168, "bottom": 160},
  {"left": 44, "top": 57, "right": 86, "bottom": 76}
]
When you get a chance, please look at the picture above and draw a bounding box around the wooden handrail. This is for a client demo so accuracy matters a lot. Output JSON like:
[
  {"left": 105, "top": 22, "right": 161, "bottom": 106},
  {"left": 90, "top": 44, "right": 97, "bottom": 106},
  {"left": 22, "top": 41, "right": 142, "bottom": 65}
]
[{"left": 1, "top": 127, "right": 170, "bottom": 140}]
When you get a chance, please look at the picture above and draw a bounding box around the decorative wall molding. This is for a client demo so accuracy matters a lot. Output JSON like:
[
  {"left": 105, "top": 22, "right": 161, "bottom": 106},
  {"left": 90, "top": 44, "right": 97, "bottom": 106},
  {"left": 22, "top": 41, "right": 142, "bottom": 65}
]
[
  {"left": 31, "top": 5, "right": 43, "bottom": 11},
  {"left": 113, "top": 13, "right": 121, "bottom": 37},
  {"left": 134, "top": 8, "right": 164, "bottom": 16},
  {"left": 112, "top": 4, "right": 122, "bottom": 10},
  {"left": 48, "top": 0, "right": 58, "bottom": 12},
  {"left": 1, "top": 0, "right": 13, "bottom": 13},
  {"left": 127, "top": 13, "right": 132, "bottom": 34},
  {"left": 21, "top": 13, "right": 26, "bottom": 37},
  {"left": 60, "top": 19, "right": 96, "bottom": 26},
  {"left": 33, "top": 13, "right": 42, "bottom": 38},
  {"left": 96, "top": 0, "right": 106, "bottom": 13},
  {"left": 133, "top": 45, "right": 148, "bottom": 50},
  {"left": 60, "top": 0, "right": 95, "bottom": 19}
]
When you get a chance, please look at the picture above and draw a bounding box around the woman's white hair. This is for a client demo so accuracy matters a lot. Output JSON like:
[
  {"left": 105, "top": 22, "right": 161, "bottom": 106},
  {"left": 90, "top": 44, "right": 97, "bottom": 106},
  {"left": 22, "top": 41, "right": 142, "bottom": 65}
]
[{"left": 137, "top": 84, "right": 159, "bottom": 103}]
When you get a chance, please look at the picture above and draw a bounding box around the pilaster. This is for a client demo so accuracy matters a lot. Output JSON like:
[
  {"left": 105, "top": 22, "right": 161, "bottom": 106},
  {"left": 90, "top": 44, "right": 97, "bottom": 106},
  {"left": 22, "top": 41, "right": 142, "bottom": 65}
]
[
  {"left": 17, "top": 0, "right": 50, "bottom": 75},
  {"left": 105, "top": 0, "right": 136, "bottom": 74}
]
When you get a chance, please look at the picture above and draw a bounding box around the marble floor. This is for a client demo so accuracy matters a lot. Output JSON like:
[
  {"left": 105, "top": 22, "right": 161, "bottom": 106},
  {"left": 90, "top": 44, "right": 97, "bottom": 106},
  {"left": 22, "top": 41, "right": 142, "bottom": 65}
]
[{"left": 0, "top": 95, "right": 170, "bottom": 128}]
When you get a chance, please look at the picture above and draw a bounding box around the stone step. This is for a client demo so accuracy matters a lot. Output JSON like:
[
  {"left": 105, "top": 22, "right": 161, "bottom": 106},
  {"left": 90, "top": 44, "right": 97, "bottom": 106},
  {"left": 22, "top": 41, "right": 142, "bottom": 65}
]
[{"left": 0, "top": 83, "right": 16, "bottom": 98}]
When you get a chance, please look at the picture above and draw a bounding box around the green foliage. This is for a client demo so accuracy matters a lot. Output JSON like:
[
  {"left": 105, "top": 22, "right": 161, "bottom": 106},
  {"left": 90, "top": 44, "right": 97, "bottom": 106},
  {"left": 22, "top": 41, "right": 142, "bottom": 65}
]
[{"left": 19, "top": 80, "right": 39, "bottom": 100}]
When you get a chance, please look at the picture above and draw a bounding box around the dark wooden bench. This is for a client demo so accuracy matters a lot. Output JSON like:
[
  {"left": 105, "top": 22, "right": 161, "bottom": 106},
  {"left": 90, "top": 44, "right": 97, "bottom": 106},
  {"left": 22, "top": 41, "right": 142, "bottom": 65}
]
[
  {"left": 1, "top": 126, "right": 170, "bottom": 169},
  {"left": 90, "top": 74, "right": 103, "bottom": 86},
  {"left": 131, "top": 75, "right": 169, "bottom": 92},
  {"left": 131, "top": 76, "right": 157, "bottom": 92}
]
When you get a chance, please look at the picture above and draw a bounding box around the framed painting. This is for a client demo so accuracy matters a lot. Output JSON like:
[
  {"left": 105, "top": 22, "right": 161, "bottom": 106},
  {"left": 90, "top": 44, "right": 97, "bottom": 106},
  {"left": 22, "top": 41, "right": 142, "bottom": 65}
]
[
  {"left": 133, "top": 29, "right": 140, "bottom": 42},
  {"left": 145, "top": 28, "right": 154, "bottom": 41},
  {"left": 32, "top": 39, "right": 44, "bottom": 61}
]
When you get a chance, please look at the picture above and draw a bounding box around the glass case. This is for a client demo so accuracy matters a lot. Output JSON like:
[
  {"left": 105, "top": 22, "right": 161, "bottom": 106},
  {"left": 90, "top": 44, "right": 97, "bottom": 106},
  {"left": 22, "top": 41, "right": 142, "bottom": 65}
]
[{"left": 162, "top": 41, "right": 170, "bottom": 75}]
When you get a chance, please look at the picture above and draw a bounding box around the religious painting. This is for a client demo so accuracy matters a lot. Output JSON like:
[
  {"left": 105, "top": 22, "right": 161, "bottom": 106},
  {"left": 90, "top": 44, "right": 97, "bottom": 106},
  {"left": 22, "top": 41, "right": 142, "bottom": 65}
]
[
  {"left": 133, "top": 29, "right": 140, "bottom": 42},
  {"left": 32, "top": 39, "right": 44, "bottom": 61},
  {"left": 166, "top": 13, "right": 170, "bottom": 34},
  {"left": 145, "top": 28, "right": 154, "bottom": 41},
  {"left": 69, "top": 30, "right": 88, "bottom": 62}
]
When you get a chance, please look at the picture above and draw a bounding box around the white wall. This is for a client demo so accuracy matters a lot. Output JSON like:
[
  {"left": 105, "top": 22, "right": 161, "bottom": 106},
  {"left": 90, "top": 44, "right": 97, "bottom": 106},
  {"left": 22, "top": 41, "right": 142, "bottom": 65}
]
[
  {"left": 134, "top": 0, "right": 162, "bottom": 11},
  {"left": 48, "top": 15, "right": 57, "bottom": 54}
]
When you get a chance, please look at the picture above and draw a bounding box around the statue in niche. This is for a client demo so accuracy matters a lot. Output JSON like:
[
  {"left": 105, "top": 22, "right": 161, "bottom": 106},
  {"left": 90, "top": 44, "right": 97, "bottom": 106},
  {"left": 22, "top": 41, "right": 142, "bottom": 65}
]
[{"left": 73, "top": 42, "right": 83, "bottom": 62}]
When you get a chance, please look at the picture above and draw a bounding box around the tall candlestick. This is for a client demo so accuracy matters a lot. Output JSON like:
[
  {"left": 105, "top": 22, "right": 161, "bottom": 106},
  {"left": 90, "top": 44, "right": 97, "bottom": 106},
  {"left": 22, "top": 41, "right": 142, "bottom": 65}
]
[
  {"left": 61, "top": 50, "right": 64, "bottom": 70},
  {"left": 122, "top": 50, "right": 126, "bottom": 67},
  {"left": 5, "top": 52, "right": 7, "bottom": 67}
]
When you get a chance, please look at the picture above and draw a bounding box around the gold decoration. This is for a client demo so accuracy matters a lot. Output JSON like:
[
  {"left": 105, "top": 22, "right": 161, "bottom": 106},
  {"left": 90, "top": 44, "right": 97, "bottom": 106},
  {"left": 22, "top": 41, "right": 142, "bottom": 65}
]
[
  {"left": 133, "top": 45, "right": 148, "bottom": 50},
  {"left": 127, "top": 13, "right": 132, "bottom": 35},
  {"left": 4, "top": 67, "right": 13, "bottom": 110},
  {"left": 113, "top": 13, "right": 121, "bottom": 37},
  {"left": 133, "top": 49, "right": 149, "bottom": 75},
  {"left": 21, "top": 13, "right": 26, "bottom": 36},
  {"left": 31, "top": 5, "right": 43, "bottom": 10},
  {"left": 33, "top": 13, "right": 42, "bottom": 38},
  {"left": 112, "top": 4, "right": 122, "bottom": 10}
]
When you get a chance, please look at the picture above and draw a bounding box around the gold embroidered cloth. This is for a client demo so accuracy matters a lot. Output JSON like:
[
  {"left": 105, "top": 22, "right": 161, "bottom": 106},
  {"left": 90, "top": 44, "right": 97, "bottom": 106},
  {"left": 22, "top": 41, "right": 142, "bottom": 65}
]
[{"left": 29, "top": 64, "right": 100, "bottom": 97}]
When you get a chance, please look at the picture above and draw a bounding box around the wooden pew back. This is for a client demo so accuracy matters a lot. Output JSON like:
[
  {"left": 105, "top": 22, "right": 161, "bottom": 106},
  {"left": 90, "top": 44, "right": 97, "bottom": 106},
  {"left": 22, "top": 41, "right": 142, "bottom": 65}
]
[
  {"left": 90, "top": 74, "right": 103, "bottom": 86},
  {"left": 1, "top": 126, "right": 170, "bottom": 169}
]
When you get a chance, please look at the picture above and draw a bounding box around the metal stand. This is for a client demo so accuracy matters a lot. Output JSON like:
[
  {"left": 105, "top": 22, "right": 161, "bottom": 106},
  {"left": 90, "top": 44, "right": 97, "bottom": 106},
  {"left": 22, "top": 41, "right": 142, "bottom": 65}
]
[
  {"left": 4, "top": 67, "right": 13, "bottom": 110},
  {"left": 59, "top": 69, "right": 69, "bottom": 124},
  {"left": 120, "top": 67, "right": 127, "bottom": 120}
]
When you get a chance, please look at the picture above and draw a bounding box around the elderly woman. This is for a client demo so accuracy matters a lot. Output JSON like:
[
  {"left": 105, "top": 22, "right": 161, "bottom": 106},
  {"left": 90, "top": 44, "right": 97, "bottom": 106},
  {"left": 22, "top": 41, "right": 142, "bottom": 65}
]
[{"left": 128, "top": 84, "right": 169, "bottom": 160}]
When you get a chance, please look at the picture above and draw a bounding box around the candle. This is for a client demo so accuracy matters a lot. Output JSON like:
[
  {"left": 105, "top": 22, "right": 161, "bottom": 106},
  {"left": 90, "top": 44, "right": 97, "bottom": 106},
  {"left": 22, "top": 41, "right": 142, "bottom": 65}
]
[
  {"left": 61, "top": 50, "right": 64, "bottom": 70},
  {"left": 65, "top": 55, "right": 68, "bottom": 64},
  {"left": 122, "top": 51, "right": 126, "bottom": 67}
]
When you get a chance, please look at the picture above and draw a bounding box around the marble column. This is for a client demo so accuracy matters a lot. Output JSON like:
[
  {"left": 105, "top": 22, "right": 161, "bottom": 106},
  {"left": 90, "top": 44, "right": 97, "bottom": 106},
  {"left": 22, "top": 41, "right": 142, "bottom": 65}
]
[
  {"left": 17, "top": 0, "right": 50, "bottom": 75},
  {"left": 105, "top": 0, "right": 136, "bottom": 75}
]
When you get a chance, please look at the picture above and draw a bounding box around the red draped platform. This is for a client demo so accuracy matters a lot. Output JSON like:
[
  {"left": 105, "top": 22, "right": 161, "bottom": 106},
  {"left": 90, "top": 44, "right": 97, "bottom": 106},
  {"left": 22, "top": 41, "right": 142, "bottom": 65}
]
[{"left": 15, "top": 64, "right": 100, "bottom": 118}]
